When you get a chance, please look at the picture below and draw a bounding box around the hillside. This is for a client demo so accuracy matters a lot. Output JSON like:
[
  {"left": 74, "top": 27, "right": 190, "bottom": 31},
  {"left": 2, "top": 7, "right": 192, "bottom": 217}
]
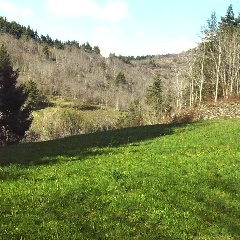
[
  {"left": 1, "top": 9, "right": 240, "bottom": 144},
  {"left": 0, "top": 119, "right": 239, "bottom": 239},
  {"left": 0, "top": 17, "right": 187, "bottom": 113},
  {"left": 0, "top": 25, "right": 190, "bottom": 142},
  {"left": 0, "top": 33, "right": 156, "bottom": 109}
]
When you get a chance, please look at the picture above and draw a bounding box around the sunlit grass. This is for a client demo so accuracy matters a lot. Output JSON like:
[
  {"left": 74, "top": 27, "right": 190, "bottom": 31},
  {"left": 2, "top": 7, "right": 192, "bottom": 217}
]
[{"left": 0, "top": 119, "right": 239, "bottom": 239}]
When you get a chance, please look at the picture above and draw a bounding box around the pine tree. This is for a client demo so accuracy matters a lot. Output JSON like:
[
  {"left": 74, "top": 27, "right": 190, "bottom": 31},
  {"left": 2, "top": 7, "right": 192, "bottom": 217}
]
[
  {"left": 93, "top": 46, "right": 101, "bottom": 54},
  {"left": 0, "top": 45, "right": 32, "bottom": 146},
  {"left": 116, "top": 72, "right": 127, "bottom": 86},
  {"left": 146, "top": 74, "right": 163, "bottom": 113},
  {"left": 81, "top": 42, "right": 93, "bottom": 52},
  {"left": 220, "top": 4, "right": 236, "bottom": 27},
  {"left": 22, "top": 79, "right": 39, "bottom": 111}
]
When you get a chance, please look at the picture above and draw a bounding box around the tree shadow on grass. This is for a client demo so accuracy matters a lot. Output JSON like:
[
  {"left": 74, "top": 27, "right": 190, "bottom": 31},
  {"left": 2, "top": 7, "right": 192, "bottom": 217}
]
[{"left": 0, "top": 122, "right": 189, "bottom": 166}]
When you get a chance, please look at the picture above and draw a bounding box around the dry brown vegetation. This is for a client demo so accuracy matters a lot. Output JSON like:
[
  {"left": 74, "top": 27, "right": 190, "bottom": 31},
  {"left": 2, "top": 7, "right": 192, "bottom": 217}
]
[
  {"left": 0, "top": 34, "right": 154, "bottom": 109},
  {"left": 0, "top": 33, "right": 192, "bottom": 112}
]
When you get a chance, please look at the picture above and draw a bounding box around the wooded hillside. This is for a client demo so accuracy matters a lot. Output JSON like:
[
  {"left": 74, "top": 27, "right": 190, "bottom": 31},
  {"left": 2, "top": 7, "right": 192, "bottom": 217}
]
[
  {"left": 1, "top": 4, "right": 240, "bottom": 142},
  {"left": 0, "top": 15, "right": 191, "bottom": 114}
]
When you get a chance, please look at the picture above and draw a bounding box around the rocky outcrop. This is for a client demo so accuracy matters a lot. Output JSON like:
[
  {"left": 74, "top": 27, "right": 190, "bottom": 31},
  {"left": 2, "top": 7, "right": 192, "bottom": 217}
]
[
  {"left": 172, "top": 102, "right": 240, "bottom": 123},
  {"left": 197, "top": 103, "right": 240, "bottom": 120}
]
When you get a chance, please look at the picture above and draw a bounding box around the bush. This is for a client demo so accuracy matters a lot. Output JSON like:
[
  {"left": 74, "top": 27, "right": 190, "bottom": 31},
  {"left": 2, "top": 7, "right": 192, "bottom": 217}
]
[
  {"left": 171, "top": 108, "right": 197, "bottom": 124},
  {"left": 117, "top": 100, "right": 143, "bottom": 128},
  {"left": 24, "top": 108, "right": 83, "bottom": 142}
]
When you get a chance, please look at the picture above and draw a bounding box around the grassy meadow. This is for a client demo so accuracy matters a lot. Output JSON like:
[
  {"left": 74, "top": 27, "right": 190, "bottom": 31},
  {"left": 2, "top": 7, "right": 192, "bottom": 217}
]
[{"left": 0, "top": 119, "right": 240, "bottom": 239}]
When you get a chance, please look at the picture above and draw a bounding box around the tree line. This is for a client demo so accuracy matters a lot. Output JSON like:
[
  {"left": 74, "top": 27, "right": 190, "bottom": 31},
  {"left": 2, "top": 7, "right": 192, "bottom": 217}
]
[
  {"left": 109, "top": 53, "right": 175, "bottom": 64},
  {"left": 0, "top": 16, "right": 100, "bottom": 54},
  {"left": 190, "top": 4, "right": 240, "bottom": 104}
]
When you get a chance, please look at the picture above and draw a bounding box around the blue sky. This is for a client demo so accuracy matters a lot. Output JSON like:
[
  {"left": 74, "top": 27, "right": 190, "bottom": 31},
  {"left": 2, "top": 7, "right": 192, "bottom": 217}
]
[{"left": 0, "top": 0, "right": 239, "bottom": 56}]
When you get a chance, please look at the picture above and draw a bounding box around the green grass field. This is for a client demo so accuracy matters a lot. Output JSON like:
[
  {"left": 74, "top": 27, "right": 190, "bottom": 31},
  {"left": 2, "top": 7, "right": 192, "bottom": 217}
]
[{"left": 0, "top": 119, "right": 239, "bottom": 239}]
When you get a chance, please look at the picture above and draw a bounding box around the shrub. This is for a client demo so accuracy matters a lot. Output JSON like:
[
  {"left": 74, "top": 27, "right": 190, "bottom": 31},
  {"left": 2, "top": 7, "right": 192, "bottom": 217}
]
[
  {"left": 25, "top": 108, "right": 83, "bottom": 142},
  {"left": 117, "top": 100, "right": 143, "bottom": 128},
  {"left": 171, "top": 108, "right": 197, "bottom": 124}
]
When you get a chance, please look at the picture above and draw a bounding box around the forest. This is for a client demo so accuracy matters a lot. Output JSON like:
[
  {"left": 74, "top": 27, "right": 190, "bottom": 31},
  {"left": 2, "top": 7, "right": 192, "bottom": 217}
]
[{"left": 0, "top": 4, "right": 240, "bottom": 144}]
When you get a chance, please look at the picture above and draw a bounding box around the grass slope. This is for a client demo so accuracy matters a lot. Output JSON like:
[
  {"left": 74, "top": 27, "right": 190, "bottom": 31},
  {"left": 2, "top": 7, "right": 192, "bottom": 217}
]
[{"left": 0, "top": 119, "right": 240, "bottom": 239}]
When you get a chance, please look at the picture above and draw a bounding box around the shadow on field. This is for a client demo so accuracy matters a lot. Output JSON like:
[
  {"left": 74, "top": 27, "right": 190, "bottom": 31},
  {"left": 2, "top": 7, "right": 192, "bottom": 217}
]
[{"left": 0, "top": 122, "right": 185, "bottom": 166}]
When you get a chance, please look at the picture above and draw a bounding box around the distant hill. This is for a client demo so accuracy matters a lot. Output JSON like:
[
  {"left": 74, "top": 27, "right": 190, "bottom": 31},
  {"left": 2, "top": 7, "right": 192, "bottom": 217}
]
[{"left": 0, "top": 19, "right": 189, "bottom": 113}]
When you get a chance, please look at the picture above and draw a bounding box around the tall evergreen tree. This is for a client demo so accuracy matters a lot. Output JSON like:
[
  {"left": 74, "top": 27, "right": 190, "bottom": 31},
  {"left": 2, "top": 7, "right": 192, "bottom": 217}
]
[
  {"left": 0, "top": 45, "right": 32, "bottom": 146},
  {"left": 220, "top": 4, "right": 236, "bottom": 27},
  {"left": 116, "top": 72, "right": 127, "bottom": 86},
  {"left": 22, "top": 79, "right": 39, "bottom": 111},
  {"left": 146, "top": 74, "right": 163, "bottom": 114}
]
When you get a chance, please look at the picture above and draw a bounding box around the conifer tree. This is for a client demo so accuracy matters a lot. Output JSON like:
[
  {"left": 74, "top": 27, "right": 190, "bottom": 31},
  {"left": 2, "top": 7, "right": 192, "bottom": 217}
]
[
  {"left": 0, "top": 45, "right": 32, "bottom": 146},
  {"left": 146, "top": 74, "right": 163, "bottom": 113},
  {"left": 93, "top": 46, "right": 101, "bottom": 54},
  {"left": 116, "top": 72, "right": 127, "bottom": 86},
  {"left": 220, "top": 4, "right": 236, "bottom": 27},
  {"left": 23, "top": 79, "right": 40, "bottom": 111}
]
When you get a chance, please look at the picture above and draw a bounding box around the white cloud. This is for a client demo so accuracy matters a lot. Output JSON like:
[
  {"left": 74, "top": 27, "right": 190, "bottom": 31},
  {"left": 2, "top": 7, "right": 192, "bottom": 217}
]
[
  {"left": 0, "top": 0, "right": 33, "bottom": 21},
  {"left": 46, "top": 0, "right": 128, "bottom": 21}
]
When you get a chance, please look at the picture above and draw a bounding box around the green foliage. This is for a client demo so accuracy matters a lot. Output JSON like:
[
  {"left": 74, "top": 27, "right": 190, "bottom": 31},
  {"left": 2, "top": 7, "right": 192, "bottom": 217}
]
[
  {"left": 0, "top": 17, "right": 38, "bottom": 40},
  {"left": 40, "top": 34, "right": 54, "bottom": 46},
  {"left": 117, "top": 100, "right": 143, "bottom": 128},
  {"left": 93, "top": 46, "right": 101, "bottom": 54},
  {"left": 116, "top": 71, "right": 127, "bottom": 86},
  {"left": 26, "top": 108, "right": 84, "bottom": 142},
  {"left": 54, "top": 39, "right": 64, "bottom": 49},
  {"left": 117, "top": 55, "right": 131, "bottom": 64},
  {"left": 146, "top": 74, "right": 163, "bottom": 113},
  {"left": 22, "top": 80, "right": 40, "bottom": 110},
  {"left": 0, "top": 45, "right": 32, "bottom": 146},
  {"left": 0, "top": 119, "right": 239, "bottom": 239},
  {"left": 220, "top": 4, "right": 236, "bottom": 27},
  {"left": 113, "top": 53, "right": 175, "bottom": 62},
  {"left": 81, "top": 42, "right": 93, "bottom": 53},
  {"left": 0, "top": 16, "right": 99, "bottom": 54}
]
